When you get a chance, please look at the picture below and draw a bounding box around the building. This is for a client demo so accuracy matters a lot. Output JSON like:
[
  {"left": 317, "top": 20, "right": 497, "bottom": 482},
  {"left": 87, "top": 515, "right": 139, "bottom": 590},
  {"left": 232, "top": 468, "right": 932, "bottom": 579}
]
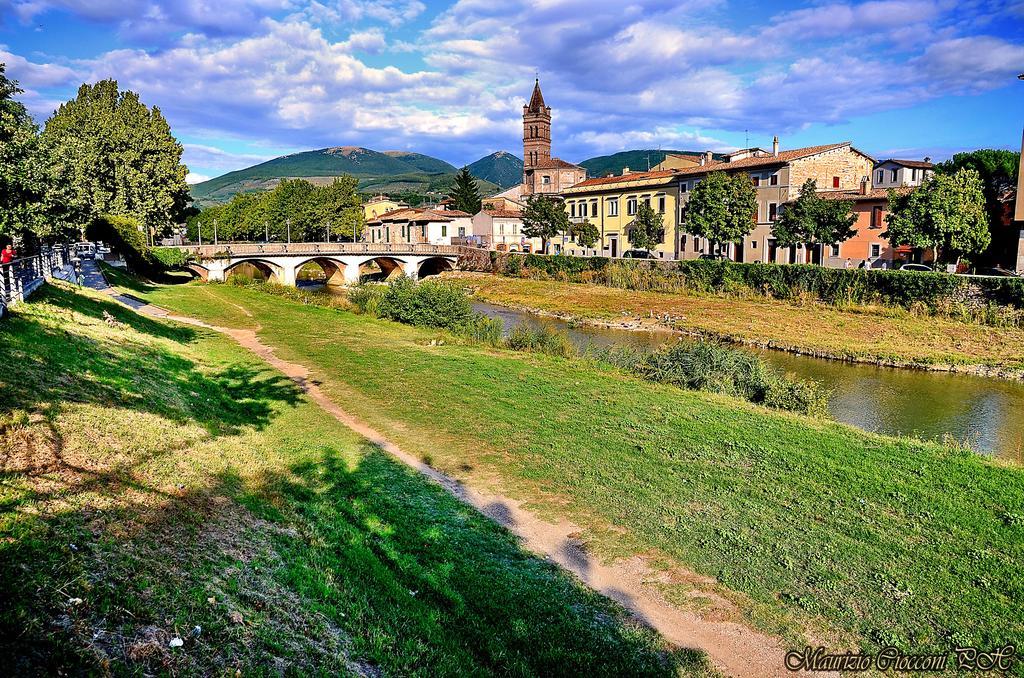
[
  {"left": 675, "top": 140, "right": 876, "bottom": 263},
  {"left": 521, "top": 79, "right": 586, "bottom": 196},
  {"left": 816, "top": 185, "right": 925, "bottom": 268},
  {"left": 561, "top": 169, "right": 679, "bottom": 258},
  {"left": 363, "top": 195, "right": 409, "bottom": 221},
  {"left": 365, "top": 207, "right": 472, "bottom": 246},
  {"left": 1016, "top": 130, "right": 1024, "bottom": 271},
  {"left": 872, "top": 159, "right": 934, "bottom": 189},
  {"left": 471, "top": 208, "right": 542, "bottom": 252}
]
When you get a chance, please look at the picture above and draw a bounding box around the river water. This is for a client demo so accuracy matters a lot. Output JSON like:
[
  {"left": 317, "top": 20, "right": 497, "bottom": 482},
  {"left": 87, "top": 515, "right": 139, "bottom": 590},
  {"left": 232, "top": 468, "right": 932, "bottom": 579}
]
[{"left": 471, "top": 301, "right": 1024, "bottom": 462}]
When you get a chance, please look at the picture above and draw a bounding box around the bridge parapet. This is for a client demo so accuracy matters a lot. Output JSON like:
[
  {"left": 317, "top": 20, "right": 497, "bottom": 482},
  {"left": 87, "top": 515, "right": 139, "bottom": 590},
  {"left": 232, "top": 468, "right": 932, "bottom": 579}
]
[{"left": 161, "top": 242, "right": 464, "bottom": 260}]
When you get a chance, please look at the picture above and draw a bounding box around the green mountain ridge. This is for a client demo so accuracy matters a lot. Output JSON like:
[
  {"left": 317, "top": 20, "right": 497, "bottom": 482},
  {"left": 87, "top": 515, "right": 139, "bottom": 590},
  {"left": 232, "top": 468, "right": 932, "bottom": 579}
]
[
  {"left": 467, "top": 151, "right": 523, "bottom": 190},
  {"left": 578, "top": 149, "right": 724, "bottom": 178}
]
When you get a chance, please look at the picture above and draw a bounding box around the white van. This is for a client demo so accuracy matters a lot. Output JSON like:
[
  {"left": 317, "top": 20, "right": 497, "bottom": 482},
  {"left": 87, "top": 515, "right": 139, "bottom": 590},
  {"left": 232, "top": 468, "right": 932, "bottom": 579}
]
[{"left": 74, "top": 242, "right": 96, "bottom": 259}]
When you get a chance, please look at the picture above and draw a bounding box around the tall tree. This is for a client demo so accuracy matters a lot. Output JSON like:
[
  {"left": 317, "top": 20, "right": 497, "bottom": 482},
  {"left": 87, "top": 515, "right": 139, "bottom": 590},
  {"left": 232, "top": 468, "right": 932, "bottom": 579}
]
[
  {"left": 885, "top": 168, "right": 990, "bottom": 265},
  {"left": 772, "top": 179, "right": 857, "bottom": 253},
  {"left": 41, "top": 79, "right": 190, "bottom": 238},
  {"left": 522, "top": 194, "right": 568, "bottom": 254},
  {"left": 627, "top": 202, "right": 663, "bottom": 252},
  {"left": 449, "top": 166, "right": 482, "bottom": 214},
  {"left": 570, "top": 220, "right": 600, "bottom": 249},
  {"left": 683, "top": 171, "right": 757, "bottom": 252}
]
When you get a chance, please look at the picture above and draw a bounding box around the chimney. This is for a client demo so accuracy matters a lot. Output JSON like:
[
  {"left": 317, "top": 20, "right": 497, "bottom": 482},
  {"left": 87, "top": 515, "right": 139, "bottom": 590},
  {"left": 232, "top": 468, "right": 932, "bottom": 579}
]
[
  {"left": 924, "top": 156, "right": 931, "bottom": 163},
  {"left": 699, "top": 156, "right": 706, "bottom": 166},
  {"left": 704, "top": 151, "right": 713, "bottom": 165},
  {"left": 772, "top": 136, "right": 779, "bottom": 157},
  {"left": 622, "top": 166, "right": 631, "bottom": 176},
  {"left": 860, "top": 177, "right": 869, "bottom": 195}
]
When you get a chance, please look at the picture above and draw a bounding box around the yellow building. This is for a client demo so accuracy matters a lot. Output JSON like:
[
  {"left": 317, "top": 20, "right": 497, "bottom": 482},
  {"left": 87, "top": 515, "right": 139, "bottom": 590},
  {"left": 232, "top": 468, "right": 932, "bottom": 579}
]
[
  {"left": 561, "top": 169, "right": 679, "bottom": 259},
  {"left": 363, "top": 195, "right": 409, "bottom": 221}
]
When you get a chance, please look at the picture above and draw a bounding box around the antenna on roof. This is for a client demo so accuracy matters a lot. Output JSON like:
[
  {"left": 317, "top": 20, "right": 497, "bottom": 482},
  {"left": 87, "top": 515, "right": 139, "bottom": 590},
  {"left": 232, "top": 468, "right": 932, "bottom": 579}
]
[{"left": 745, "top": 129, "right": 749, "bottom": 149}]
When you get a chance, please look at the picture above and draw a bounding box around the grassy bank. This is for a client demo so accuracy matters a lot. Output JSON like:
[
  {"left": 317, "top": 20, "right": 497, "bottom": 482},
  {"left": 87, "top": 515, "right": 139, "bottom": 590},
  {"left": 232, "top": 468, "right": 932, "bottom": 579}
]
[
  {"left": 0, "top": 281, "right": 693, "bottom": 675},
  {"left": 109, "top": 275, "right": 1024, "bottom": 661},
  {"left": 458, "top": 273, "right": 1024, "bottom": 372}
]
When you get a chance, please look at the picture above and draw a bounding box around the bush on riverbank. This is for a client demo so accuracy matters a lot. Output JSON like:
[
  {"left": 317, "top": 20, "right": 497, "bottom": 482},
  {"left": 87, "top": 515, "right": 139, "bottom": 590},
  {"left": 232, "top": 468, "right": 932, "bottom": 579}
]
[
  {"left": 591, "top": 341, "right": 827, "bottom": 416},
  {"left": 479, "top": 254, "right": 1024, "bottom": 326},
  {"left": 505, "top": 325, "right": 576, "bottom": 358},
  {"left": 349, "top": 278, "right": 503, "bottom": 342}
]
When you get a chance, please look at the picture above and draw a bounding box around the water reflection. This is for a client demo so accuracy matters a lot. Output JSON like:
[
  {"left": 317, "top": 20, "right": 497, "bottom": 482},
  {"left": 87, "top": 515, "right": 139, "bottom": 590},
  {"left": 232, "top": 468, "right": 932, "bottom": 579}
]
[{"left": 471, "top": 301, "right": 1024, "bottom": 461}]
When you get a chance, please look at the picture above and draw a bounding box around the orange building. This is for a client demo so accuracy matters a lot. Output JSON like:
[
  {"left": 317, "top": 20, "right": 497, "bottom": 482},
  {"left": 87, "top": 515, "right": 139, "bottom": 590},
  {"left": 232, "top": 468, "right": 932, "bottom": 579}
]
[{"left": 818, "top": 185, "right": 928, "bottom": 268}]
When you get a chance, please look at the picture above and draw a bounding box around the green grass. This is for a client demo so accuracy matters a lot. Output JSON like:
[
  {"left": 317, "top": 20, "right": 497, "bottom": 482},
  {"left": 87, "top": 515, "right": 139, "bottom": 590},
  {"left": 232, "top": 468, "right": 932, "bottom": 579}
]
[
  {"left": 117, "top": 277, "right": 1024, "bottom": 664},
  {"left": 0, "top": 282, "right": 697, "bottom": 675}
]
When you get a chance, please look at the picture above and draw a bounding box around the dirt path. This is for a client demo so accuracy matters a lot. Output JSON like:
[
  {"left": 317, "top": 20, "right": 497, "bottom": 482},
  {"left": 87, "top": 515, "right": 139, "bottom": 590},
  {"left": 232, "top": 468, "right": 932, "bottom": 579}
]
[{"left": 106, "top": 289, "right": 803, "bottom": 677}]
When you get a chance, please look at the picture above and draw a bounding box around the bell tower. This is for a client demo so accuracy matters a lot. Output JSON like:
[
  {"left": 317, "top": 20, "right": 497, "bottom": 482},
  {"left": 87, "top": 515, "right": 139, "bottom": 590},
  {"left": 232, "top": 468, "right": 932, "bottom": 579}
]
[{"left": 523, "top": 79, "right": 551, "bottom": 170}]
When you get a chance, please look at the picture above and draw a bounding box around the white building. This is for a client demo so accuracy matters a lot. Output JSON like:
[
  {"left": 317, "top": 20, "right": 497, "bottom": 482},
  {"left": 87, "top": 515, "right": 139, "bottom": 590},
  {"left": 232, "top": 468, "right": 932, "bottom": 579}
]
[
  {"left": 873, "top": 159, "right": 934, "bottom": 188},
  {"left": 365, "top": 207, "right": 472, "bottom": 246},
  {"left": 471, "top": 208, "right": 542, "bottom": 252}
]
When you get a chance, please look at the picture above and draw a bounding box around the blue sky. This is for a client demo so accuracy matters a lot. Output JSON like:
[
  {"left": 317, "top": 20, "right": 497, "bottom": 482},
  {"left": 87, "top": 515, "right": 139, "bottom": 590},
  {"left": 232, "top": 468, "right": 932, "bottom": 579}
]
[{"left": 2, "top": 0, "right": 1022, "bottom": 184}]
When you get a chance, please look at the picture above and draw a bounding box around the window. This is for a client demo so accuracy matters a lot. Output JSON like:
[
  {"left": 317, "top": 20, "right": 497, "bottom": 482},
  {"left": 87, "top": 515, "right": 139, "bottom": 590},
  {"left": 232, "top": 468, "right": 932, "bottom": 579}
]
[
  {"left": 627, "top": 197, "right": 637, "bottom": 215},
  {"left": 871, "top": 243, "right": 881, "bottom": 258},
  {"left": 751, "top": 240, "right": 757, "bottom": 249},
  {"left": 658, "top": 196, "right": 666, "bottom": 213},
  {"left": 871, "top": 206, "right": 883, "bottom": 228},
  {"left": 421, "top": 225, "right": 426, "bottom": 238},
  {"left": 769, "top": 173, "right": 779, "bottom": 186},
  {"left": 385, "top": 227, "right": 390, "bottom": 241},
  {"left": 608, "top": 198, "right": 619, "bottom": 216},
  {"left": 542, "top": 175, "right": 551, "bottom": 185},
  {"left": 830, "top": 243, "right": 840, "bottom": 257},
  {"left": 641, "top": 195, "right": 650, "bottom": 207},
  {"left": 441, "top": 224, "right": 447, "bottom": 237},
  {"left": 911, "top": 168, "right": 918, "bottom": 181},
  {"left": 569, "top": 202, "right": 576, "bottom": 217},
  {"left": 877, "top": 169, "right": 884, "bottom": 184},
  {"left": 751, "top": 175, "right": 760, "bottom": 187},
  {"left": 680, "top": 181, "right": 688, "bottom": 193},
  {"left": 679, "top": 234, "right": 687, "bottom": 250},
  {"left": 499, "top": 223, "right": 504, "bottom": 235},
  {"left": 768, "top": 202, "right": 778, "bottom": 222},
  {"left": 590, "top": 200, "right": 598, "bottom": 216},
  {"left": 458, "top": 227, "right": 466, "bottom": 237},
  {"left": 891, "top": 169, "right": 898, "bottom": 183},
  {"left": 832, "top": 176, "right": 840, "bottom": 189}
]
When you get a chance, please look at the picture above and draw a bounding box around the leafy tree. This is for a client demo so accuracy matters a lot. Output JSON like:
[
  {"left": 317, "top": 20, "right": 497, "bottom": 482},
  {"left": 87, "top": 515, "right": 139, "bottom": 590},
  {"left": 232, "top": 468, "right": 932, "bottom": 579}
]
[
  {"left": 772, "top": 179, "right": 857, "bottom": 252},
  {"left": 448, "top": 166, "right": 482, "bottom": 215},
  {"left": 41, "top": 79, "right": 190, "bottom": 238},
  {"left": 0, "top": 64, "right": 84, "bottom": 246},
  {"left": 571, "top": 220, "right": 600, "bottom": 249},
  {"left": 683, "top": 171, "right": 757, "bottom": 252},
  {"left": 309, "top": 177, "right": 364, "bottom": 242},
  {"left": 627, "top": 202, "right": 663, "bottom": 251},
  {"left": 885, "top": 168, "right": 990, "bottom": 265},
  {"left": 522, "top": 194, "right": 569, "bottom": 254},
  {"left": 936, "top": 149, "right": 1019, "bottom": 264}
]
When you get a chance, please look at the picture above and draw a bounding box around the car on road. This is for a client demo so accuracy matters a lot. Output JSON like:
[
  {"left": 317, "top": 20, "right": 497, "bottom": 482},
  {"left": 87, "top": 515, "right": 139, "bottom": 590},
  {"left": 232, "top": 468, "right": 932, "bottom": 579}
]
[
  {"left": 621, "top": 249, "right": 655, "bottom": 259},
  {"left": 697, "top": 253, "right": 730, "bottom": 261},
  {"left": 74, "top": 242, "right": 96, "bottom": 259},
  {"left": 899, "top": 263, "right": 933, "bottom": 272}
]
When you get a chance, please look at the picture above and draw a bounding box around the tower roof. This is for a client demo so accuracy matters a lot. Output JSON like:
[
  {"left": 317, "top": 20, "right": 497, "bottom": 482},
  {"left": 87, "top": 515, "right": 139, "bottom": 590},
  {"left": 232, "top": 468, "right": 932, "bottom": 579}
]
[{"left": 527, "top": 79, "right": 546, "bottom": 113}]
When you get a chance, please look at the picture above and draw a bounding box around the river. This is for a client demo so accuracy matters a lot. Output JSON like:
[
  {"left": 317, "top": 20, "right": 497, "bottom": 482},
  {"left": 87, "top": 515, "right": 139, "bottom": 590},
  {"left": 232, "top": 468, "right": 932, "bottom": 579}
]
[{"left": 471, "top": 301, "right": 1024, "bottom": 462}]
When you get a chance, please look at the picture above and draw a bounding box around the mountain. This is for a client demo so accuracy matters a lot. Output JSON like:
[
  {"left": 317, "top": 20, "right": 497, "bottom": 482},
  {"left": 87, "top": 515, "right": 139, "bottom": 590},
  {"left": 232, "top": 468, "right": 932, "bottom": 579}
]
[
  {"left": 382, "top": 150, "right": 457, "bottom": 174},
  {"left": 467, "top": 151, "right": 523, "bottom": 190},
  {"left": 578, "top": 149, "right": 724, "bottom": 178},
  {"left": 189, "top": 146, "right": 491, "bottom": 205}
]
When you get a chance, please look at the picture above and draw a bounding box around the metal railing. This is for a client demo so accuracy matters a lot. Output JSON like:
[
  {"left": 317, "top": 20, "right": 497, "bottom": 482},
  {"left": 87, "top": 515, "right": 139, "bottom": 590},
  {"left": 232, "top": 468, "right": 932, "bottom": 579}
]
[
  {"left": 0, "top": 246, "right": 73, "bottom": 317},
  {"left": 162, "top": 242, "right": 465, "bottom": 259}
]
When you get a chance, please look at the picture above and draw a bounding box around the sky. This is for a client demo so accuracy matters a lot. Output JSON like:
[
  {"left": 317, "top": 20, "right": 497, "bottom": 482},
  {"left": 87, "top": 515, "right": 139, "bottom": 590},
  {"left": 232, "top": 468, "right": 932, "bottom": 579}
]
[{"left": 2, "top": 0, "right": 1023, "bottom": 185}]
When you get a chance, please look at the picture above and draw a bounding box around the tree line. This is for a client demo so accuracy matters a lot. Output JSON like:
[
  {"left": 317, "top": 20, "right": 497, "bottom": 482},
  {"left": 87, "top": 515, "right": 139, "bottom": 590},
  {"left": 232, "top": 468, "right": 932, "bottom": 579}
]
[
  {"left": 185, "top": 178, "right": 363, "bottom": 244},
  {"left": 0, "top": 64, "right": 191, "bottom": 252}
]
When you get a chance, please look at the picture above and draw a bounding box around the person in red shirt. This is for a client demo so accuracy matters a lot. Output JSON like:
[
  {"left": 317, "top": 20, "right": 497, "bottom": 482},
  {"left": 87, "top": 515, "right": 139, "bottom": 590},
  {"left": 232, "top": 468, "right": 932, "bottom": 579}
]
[{"left": 0, "top": 244, "right": 16, "bottom": 265}]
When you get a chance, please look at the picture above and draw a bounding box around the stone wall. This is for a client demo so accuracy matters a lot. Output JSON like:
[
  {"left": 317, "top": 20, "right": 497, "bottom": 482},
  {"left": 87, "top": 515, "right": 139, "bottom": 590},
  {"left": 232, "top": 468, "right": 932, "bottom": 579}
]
[{"left": 789, "top": 146, "right": 874, "bottom": 197}]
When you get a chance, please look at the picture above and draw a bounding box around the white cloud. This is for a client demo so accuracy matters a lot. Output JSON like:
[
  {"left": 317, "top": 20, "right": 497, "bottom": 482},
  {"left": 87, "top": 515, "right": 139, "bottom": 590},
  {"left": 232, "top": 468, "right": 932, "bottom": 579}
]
[{"left": 186, "top": 171, "right": 211, "bottom": 184}]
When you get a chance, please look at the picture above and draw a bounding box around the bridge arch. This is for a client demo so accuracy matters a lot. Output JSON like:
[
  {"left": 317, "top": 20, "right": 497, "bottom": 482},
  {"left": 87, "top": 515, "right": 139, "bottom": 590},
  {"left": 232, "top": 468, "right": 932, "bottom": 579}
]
[
  {"left": 416, "top": 256, "right": 455, "bottom": 278},
  {"left": 224, "top": 259, "right": 283, "bottom": 284},
  {"left": 357, "top": 256, "right": 408, "bottom": 282},
  {"left": 294, "top": 257, "right": 347, "bottom": 286},
  {"left": 187, "top": 263, "right": 210, "bottom": 281}
]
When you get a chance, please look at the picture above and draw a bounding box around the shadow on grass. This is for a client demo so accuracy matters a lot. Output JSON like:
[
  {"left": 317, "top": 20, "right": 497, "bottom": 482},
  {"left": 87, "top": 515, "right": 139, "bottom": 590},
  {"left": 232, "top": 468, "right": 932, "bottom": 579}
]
[{"left": 0, "top": 283, "right": 303, "bottom": 437}]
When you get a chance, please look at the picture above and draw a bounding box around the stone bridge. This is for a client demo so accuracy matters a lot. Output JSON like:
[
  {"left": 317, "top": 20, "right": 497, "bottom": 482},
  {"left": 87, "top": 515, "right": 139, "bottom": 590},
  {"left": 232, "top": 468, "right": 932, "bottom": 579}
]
[{"left": 163, "top": 243, "right": 463, "bottom": 286}]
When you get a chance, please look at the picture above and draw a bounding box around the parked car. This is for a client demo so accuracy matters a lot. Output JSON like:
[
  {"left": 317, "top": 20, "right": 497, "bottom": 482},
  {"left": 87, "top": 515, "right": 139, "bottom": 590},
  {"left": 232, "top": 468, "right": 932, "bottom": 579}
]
[
  {"left": 622, "top": 249, "right": 655, "bottom": 259},
  {"left": 972, "top": 267, "right": 1021, "bottom": 278},
  {"left": 74, "top": 242, "right": 96, "bottom": 259},
  {"left": 697, "top": 253, "right": 730, "bottom": 261},
  {"left": 899, "top": 263, "right": 933, "bottom": 272}
]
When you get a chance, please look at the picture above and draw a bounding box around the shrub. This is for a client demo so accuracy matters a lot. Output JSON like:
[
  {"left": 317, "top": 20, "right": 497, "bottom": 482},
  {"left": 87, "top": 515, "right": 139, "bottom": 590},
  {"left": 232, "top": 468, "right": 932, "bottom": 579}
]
[
  {"left": 149, "top": 247, "right": 193, "bottom": 270},
  {"left": 374, "top": 277, "right": 476, "bottom": 331},
  {"left": 504, "top": 324, "right": 576, "bottom": 357}
]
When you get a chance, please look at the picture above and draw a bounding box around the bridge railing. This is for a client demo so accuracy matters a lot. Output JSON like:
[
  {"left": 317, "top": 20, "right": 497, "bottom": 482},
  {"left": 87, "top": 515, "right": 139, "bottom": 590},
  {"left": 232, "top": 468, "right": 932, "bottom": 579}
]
[
  {"left": 1, "top": 246, "right": 73, "bottom": 318},
  {"left": 160, "top": 242, "right": 464, "bottom": 259}
]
